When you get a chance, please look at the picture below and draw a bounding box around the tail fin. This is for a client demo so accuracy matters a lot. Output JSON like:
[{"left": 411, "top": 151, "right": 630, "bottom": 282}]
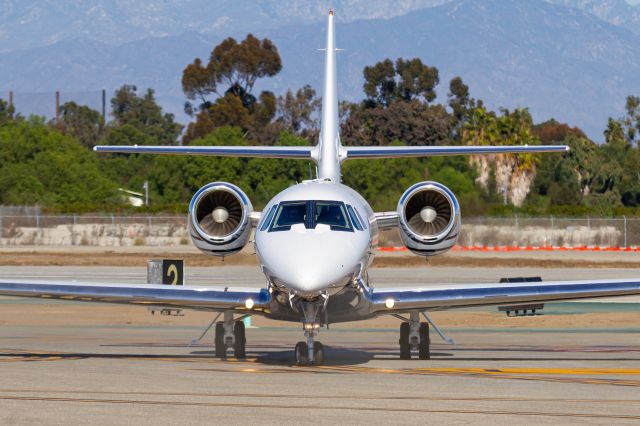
[{"left": 316, "top": 9, "right": 342, "bottom": 182}]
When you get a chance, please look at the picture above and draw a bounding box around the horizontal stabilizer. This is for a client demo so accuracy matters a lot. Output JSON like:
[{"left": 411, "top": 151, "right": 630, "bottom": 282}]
[
  {"left": 345, "top": 145, "right": 568, "bottom": 159},
  {"left": 94, "top": 145, "right": 313, "bottom": 159}
]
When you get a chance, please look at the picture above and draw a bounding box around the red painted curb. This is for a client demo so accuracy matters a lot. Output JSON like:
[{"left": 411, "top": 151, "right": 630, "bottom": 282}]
[{"left": 378, "top": 245, "right": 640, "bottom": 252}]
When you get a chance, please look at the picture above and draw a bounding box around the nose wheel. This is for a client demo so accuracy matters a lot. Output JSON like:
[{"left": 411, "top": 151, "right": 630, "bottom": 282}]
[{"left": 295, "top": 339, "right": 324, "bottom": 366}]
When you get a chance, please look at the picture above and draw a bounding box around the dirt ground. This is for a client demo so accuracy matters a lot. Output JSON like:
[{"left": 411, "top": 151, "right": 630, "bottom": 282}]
[{"left": 1, "top": 246, "right": 640, "bottom": 268}]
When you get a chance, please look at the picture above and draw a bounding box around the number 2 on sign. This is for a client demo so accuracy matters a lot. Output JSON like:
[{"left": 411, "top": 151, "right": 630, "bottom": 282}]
[{"left": 166, "top": 264, "right": 178, "bottom": 285}]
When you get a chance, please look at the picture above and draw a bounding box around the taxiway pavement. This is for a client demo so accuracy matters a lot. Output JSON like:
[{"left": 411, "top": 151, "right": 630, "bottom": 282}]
[{"left": 1, "top": 266, "right": 640, "bottom": 424}]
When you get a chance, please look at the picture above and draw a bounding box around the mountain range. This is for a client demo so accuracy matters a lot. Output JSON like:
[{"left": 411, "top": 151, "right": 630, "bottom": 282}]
[{"left": 1, "top": 0, "right": 639, "bottom": 141}]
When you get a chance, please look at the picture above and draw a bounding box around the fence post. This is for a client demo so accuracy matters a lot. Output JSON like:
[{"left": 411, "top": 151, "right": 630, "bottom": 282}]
[
  {"left": 624, "top": 215, "right": 627, "bottom": 248},
  {"left": 55, "top": 91, "right": 60, "bottom": 124},
  {"left": 36, "top": 213, "right": 40, "bottom": 231},
  {"left": 101, "top": 89, "right": 106, "bottom": 120},
  {"left": 72, "top": 214, "right": 77, "bottom": 245}
]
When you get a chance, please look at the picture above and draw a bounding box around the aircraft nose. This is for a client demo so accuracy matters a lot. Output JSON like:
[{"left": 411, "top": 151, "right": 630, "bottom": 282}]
[
  {"left": 260, "top": 235, "right": 363, "bottom": 296},
  {"left": 277, "top": 256, "right": 357, "bottom": 294}
]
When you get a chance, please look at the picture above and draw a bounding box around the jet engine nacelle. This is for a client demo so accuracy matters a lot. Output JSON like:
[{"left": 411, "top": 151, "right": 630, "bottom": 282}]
[
  {"left": 188, "top": 182, "right": 253, "bottom": 257},
  {"left": 397, "top": 181, "right": 461, "bottom": 256}
]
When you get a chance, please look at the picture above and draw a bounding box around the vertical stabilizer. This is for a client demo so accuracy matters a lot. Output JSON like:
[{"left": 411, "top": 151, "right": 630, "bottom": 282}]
[{"left": 317, "top": 9, "right": 342, "bottom": 182}]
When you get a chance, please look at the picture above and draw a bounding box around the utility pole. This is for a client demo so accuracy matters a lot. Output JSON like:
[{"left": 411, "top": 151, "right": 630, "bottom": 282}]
[
  {"left": 143, "top": 181, "right": 149, "bottom": 207},
  {"left": 8, "top": 91, "right": 13, "bottom": 109},
  {"left": 101, "top": 89, "right": 106, "bottom": 121},
  {"left": 55, "top": 91, "right": 60, "bottom": 124}
]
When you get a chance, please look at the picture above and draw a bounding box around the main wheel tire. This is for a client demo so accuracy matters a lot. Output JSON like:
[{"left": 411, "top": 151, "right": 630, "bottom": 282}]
[
  {"left": 214, "top": 322, "right": 225, "bottom": 358},
  {"left": 418, "top": 322, "right": 430, "bottom": 360},
  {"left": 399, "top": 322, "right": 411, "bottom": 360},
  {"left": 312, "top": 342, "right": 324, "bottom": 366},
  {"left": 233, "top": 321, "right": 246, "bottom": 359},
  {"left": 295, "top": 341, "right": 309, "bottom": 365}
]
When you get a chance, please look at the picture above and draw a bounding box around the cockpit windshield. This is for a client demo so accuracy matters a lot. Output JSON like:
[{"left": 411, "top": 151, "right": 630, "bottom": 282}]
[
  {"left": 270, "top": 202, "right": 307, "bottom": 231},
  {"left": 269, "top": 200, "right": 353, "bottom": 232},
  {"left": 314, "top": 201, "right": 350, "bottom": 230}
]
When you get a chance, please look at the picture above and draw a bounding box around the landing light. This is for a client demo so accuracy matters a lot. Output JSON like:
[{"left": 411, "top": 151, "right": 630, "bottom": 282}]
[
  {"left": 245, "top": 298, "right": 254, "bottom": 309},
  {"left": 385, "top": 298, "right": 395, "bottom": 309}
]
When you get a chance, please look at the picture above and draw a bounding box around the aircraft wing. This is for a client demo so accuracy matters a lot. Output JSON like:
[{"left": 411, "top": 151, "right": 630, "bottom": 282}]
[
  {"left": 0, "top": 280, "right": 270, "bottom": 312},
  {"left": 345, "top": 145, "right": 568, "bottom": 159},
  {"left": 367, "top": 278, "right": 640, "bottom": 312},
  {"left": 93, "top": 145, "right": 313, "bottom": 159}
]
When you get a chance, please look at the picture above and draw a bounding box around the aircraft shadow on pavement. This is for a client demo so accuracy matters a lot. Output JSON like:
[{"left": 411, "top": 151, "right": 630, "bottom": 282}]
[
  {"left": 188, "top": 346, "right": 374, "bottom": 366},
  {"left": 1, "top": 348, "right": 637, "bottom": 364},
  {"left": 191, "top": 347, "right": 454, "bottom": 366}
]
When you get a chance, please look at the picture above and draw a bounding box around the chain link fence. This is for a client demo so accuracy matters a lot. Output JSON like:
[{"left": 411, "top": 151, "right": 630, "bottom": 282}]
[
  {"left": 0, "top": 214, "right": 638, "bottom": 248},
  {"left": 0, "top": 215, "right": 188, "bottom": 247},
  {"left": 459, "top": 216, "right": 635, "bottom": 248},
  {"left": 1, "top": 90, "right": 106, "bottom": 121}
]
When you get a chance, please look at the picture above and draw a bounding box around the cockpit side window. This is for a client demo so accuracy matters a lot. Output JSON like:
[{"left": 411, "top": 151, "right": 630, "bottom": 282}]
[
  {"left": 346, "top": 204, "right": 364, "bottom": 231},
  {"left": 353, "top": 206, "right": 367, "bottom": 230},
  {"left": 259, "top": 205, "right": 278, "bottom": 231},
  {"left": 314, "top": 201, "right": 351, "bottom": 231},
  {"left": 270, "top": 201, "right": 307, "bottom": 231}
]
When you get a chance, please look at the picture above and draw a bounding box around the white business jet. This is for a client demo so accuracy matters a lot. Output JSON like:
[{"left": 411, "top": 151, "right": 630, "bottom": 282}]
[{"left": 2, "top": 10, "right": 639, "bottom": 365}]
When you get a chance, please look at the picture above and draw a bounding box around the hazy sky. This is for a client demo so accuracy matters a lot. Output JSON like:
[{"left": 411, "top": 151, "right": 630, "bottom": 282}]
[{"left": 628, "top": 0, "right": 640, "bottom": 4}]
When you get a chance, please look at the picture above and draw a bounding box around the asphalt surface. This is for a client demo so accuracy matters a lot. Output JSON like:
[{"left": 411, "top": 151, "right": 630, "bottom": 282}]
[
  {"left": 2, "top": 264, "right": 640, "bottom": 284},
  {"left": 1, "top": 266, "right": 640, "bottom": 424}
]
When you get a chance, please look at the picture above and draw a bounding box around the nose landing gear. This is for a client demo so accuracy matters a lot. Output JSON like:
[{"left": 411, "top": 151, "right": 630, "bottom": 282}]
[
  {"left": 294, "top": 337, "right": 324, "bottom": 366},
  {"left": 294, "top": 301, "right": 325, "bottom": 366}
]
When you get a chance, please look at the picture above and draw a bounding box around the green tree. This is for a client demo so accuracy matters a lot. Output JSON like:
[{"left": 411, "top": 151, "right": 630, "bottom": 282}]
[
  {"left": 182, "top": 34, "right": 282, "bottom": 143},
  {"left": 109, "top": 85, "right": 182, "bottom": 146},
  {"left": 532, "top": 119, "right": 586, "bottom": 144},
  {"left": 530, "top": 136, "right": 590, "bottom": 207},
  {"left": 463, "top": 107, "right": 540, "bottom": 171},
  {"left": 276, "top": 85, "right": 321, "bottom": 135},
  {"left": 341, "top": 101, "right": 450, "bottom": 146},
  {"left": 622, "top": 95, "right": 640, "bottom": 145},
  {"left": 0, "top": 119, "right": 117, "bottom": 208},
  {"left": 363, "top": 58, "right": 439, "bottom": 107},
  {"left": 447, "top": 76, "right": 482, "bottom": 139},
  {"left": 54, "top": 102, "right": 104, "bottom": 149},
  {"left": 148, "top": 127, "right": 310, "bottom": 208},
  {"left": 0, "top": 98, "right": 17, "bottom": 125}
]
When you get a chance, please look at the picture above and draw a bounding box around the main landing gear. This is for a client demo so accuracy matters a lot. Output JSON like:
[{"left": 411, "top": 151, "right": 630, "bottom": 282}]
[
  {"left": 399, "top": 311, "right": 430, "bottom": 360},
  {"left": 294, "top": 301, "right": 325, "bottom": 366},
  {"left": 214, "top": 311, "right": 247, "bottom": 359}
]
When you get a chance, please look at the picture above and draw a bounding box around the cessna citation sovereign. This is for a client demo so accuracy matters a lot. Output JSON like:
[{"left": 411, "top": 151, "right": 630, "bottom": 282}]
[{"left": 2, "top": 11, "right": 640, "bottom": 366}]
